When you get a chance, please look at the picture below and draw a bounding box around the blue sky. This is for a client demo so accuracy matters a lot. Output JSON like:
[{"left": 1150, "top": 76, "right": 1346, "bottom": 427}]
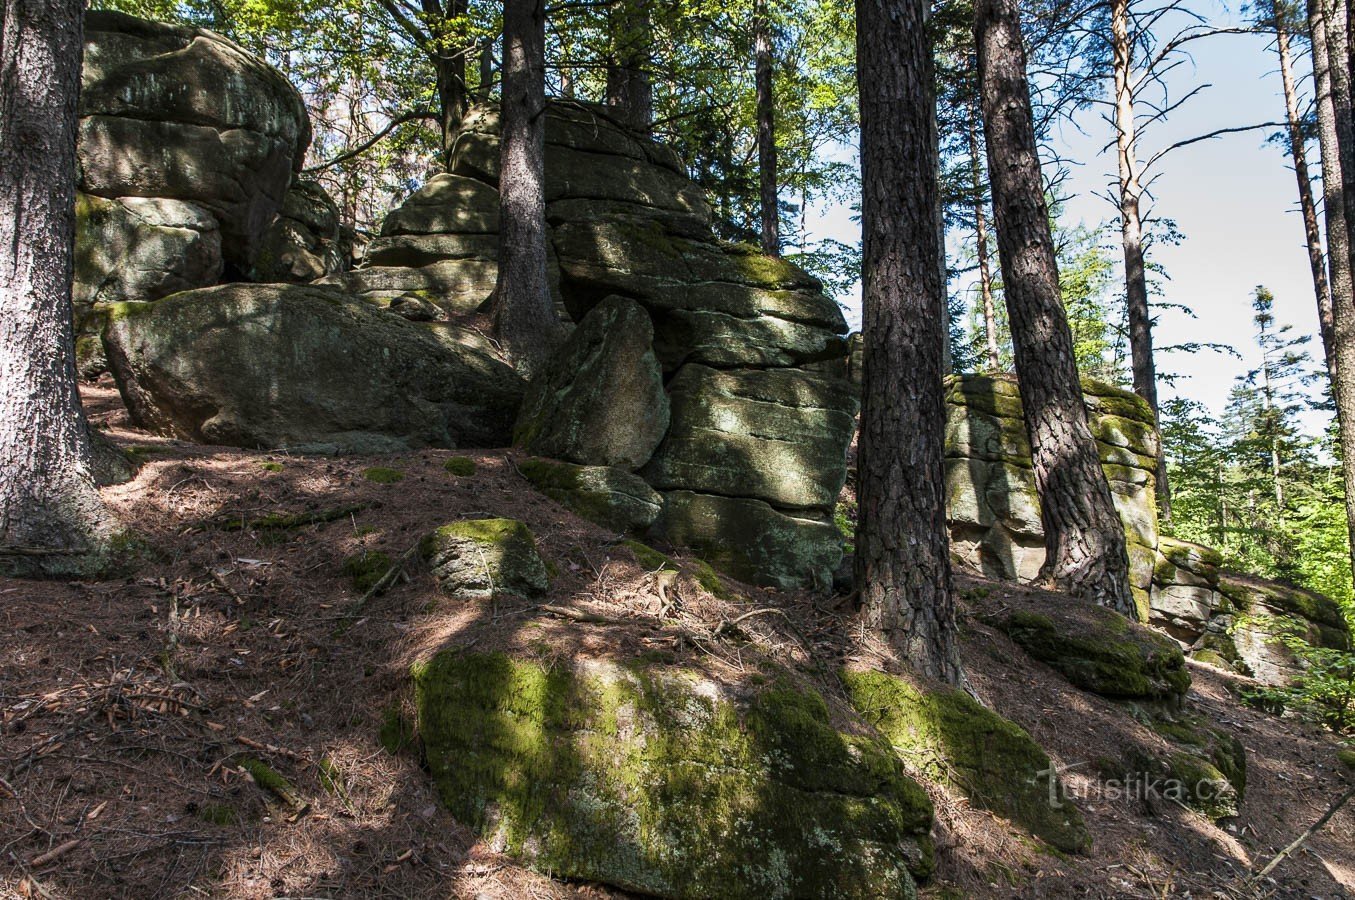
[{"left": 810, "top": 0, "right": 1331, "bottom": 427}]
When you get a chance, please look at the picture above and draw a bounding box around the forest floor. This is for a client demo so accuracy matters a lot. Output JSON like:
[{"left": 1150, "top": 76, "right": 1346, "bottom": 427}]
[{"left": 0, "top": 379, "right": 1352, "bottom": 900}]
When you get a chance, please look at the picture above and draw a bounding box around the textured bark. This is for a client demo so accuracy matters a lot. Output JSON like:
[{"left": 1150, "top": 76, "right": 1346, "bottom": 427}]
[
  {"left": 604, "top": 0, "right": 653, "bottom": 135},
  {"left": 425, "top": 0, "right": 469, "bottom": 159},
  {"left": 1109, "top": 0, "right": 1172, "bottom": 524},
  {"left": 967, "top": 100, "right": 1000, "bottom": 372},
  {"left": 854, "top": 0, "right": 964, "bottom": 684},
  {"left": 1308, "top": 0, "right": 1355, "bottom": 581},
  {"left": 492, "top": 0, "right": 556, "bottom": 377},
  {"left": 478, "top": 38, "right": 494, "bottom": 100},
  {"left": 1277, "top": 8, "right": 1335, "bottom": 371},
  {"left": 0, "top": 0, "right": 111, "bottom": 569},
  {"left": 975, "top": 0, "right": 1135, "bottom": 616},
  {"left": 755, "top": 0, "right": 779, "bottom": 256}
]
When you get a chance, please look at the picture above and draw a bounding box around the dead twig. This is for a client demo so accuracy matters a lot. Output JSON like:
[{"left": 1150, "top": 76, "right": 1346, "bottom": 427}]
[
  {"left": 29, "top": 839, "right": 80, "bottom": 868},
  {"left": 1250, "top": 784, "right": 1355, "bottom": 883}
]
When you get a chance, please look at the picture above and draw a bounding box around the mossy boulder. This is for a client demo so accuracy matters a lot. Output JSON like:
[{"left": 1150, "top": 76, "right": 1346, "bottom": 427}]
[
  {"left": 514, "top": 296, "right": 669, "bottom": 470},
  {"left": 985, "top": 607, "right": 1190, "bottom": 702},
  {"left": 518, "top": 457, "right": 663, "bottom": 534},
  {"left": 421, "top": 519, "right": 549, "bottom": 600},
  {"left": 103, "top": 284, "right": 525, "bottom": 452},
  {"left": 414, "top": 652, "right": 934, "bottom": 898},
  {"left": 844, "top": 670, "right": 1090, "bottom": 853},
  {"left": 1144, "top": 714, "right": 1246, "bottom": 819}
]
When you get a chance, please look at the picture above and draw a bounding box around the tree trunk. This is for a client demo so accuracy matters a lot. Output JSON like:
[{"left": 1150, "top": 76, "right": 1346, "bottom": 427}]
[
  {"left": 426, "top": 0, "right": 469, "bottom": 160},
  {"left": 605, "top": 0, "right": 653, "bottom": 135},
  {"left": 1277, "top": 5, "right": 1335, "bottom": 371},
  {"left": 1110, "top": 0, "right": 1172, "bottom": 525},
  {"left": 1310, "top": 0, "right": 1355, "bottom": 582},
  {"left": 967, "top": 100, "right": 1000, "bottom": 372},
  {"left": 854, "top": 0, "right": 964, "bottom": 684},
  {"left": 492, "top": 0, "right": 556, "bottom": 377},
  {"left": 975, "top": 0, "right": 1135, "bottom": 616},
  {"left": 0, "top": 0, "right": 111, "bottom": 571},
  {"left": 755, "top": 0, "right": 779, "bottom": 256},
  {"left": 478, "top": 38, "right": 494, "bottom": 100}
]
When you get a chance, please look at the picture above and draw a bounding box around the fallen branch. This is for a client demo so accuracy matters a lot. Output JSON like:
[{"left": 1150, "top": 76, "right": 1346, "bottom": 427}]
[
  {"left": 29, "top": 839, "right": 80, "bottom": 868},
  {"left": 237, "top": 756, "right": 309, "bottom": 817},
  {"left": 1251, "top": 784, "right": 1355, "bottom": 883},
  {"left": 218, "top": 502, "right": 371, "bottom": 532},
  {"left": 337, "top": 540, "right": 423, "bottom": 631},
  {"left": 714, "top": 607, "right": 812, "bottom": 650}
]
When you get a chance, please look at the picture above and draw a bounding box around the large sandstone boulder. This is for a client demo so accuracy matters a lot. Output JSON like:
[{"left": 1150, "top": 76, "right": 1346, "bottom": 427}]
[
  {"left": 79, "top": 11, "right": 310, "bottom": 268},
  {"left": 514, "top": 296, "right": 669, "bottom": 469},
  {"left": 103, "top": 284, "right": 525, "bottom": 452},
  {"left": 249, "top": 180, "right": 346, "bottom": 283},
  {"left": 414, "top": 652, "right": 934, "bottom": 898}
]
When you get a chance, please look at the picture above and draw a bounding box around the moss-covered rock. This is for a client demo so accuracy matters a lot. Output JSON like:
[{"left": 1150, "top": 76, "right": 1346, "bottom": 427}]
[
  {"left": 362, "top": 466, "right": 404, "bottom": 484},
  {"left": 1338, "top": 747, "right": 1355, "bottom": 770},
  {"left": 518, "top": 457, "right": 663, "bottom": 534},
  {"left": 414, "top": 652, "right": 934, "bottom": 898},
  {"left": 985, "top": 607, "right": 1190, "bottom": 702},
  {"left": 421, "top": 519, "right": 549, "bottom": 600},
  {"left": 844, "top": 670, "right": 1090, "bottom": 853},
  {"left": 1144, "top": 714, "right": 1246, "bottom": 820}
]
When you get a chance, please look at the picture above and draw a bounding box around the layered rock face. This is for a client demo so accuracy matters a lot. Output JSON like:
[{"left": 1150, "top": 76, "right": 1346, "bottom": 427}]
[
  {"left": 360, "top": 102, "right": 853, "bottom": 590},
  {"left": 941, "top": 374, "right": 1350, "bottom": 684},
  {"left": 75, "top": 12, "right": 340, "bottom": 372},
  {"left": 942, "top": 375, "right": 1161, "bottom": 614}
]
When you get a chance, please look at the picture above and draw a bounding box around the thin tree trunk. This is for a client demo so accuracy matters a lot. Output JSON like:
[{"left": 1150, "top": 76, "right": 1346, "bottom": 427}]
[
  {"left": 1110, "top": 0, "right": 1173, "bottom": 525},
  {"left": 1276, "top": 5, "right": 1335, "bottom": 371},
  {"left": 605, "top": 0, "right": 652, "bottom": 135},
  {"left": 1309, "top": 0, "right": 1355, "bottom": 582},
  {"left": 426, "top": 0, "right": 469, "bottom": 160},
  {"left": 855, "top": 0, "right": 964, "bottom": 684},
  {"left": 967, "top": 100, "right": 1000, "bottom": 372},
  {"left": 975, "top": 0, "right": 1135, "bottom": 616},
  {"left": 0, "top": 0, "right": 111, "bottom": 571},
  {"left": 478, "top": 38, "right": 494, "bottom": 100},
  {"left": 492, "top": 0, "right": 556, "bottom": 377},
  {"left": 755, "top": 0, "right": 779, "bottom": 256}
]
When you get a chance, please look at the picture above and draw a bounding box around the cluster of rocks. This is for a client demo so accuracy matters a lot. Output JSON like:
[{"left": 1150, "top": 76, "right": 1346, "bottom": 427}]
[
  {"left": 75, "top": 11, "right": 345, "bottom": 373},
  {"left": 941, "top": 374, "right": 1351, "bottom": 684},
  {"left": 1151, "top": 537, "right": 1351, "bottom": 682}
]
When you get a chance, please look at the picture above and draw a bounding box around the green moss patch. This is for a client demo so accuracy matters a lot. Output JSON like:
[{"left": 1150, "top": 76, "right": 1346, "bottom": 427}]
[
  {"left": 624, "top": 540, "right": 678, "bottom": 572},
  {"left": 845, "top": 670, "right": 1090, "bottom": 853},
  {"left": 414, "top": 652, "right": 933, "bottom": 897},
  {"left": 362, "top": 466, "right": 405, "bottom": 484},
  {"left": 342, "top": 550, "right": 392, "bottom": 593},
  {"left": 1338, "top": 748, "right": 1355, "bottom": 770},
  {"left": 260, "top": 461, "right": 284, "bottom": 473},
  {"left": 986, "top": 608, "right": 1190, "bottom": 702},
  {"left": 444, "top": 456, "right": 477, "bottom": 476}
]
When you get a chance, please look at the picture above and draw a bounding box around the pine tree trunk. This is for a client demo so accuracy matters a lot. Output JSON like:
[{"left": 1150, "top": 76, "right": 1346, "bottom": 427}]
[
  {"left": 605, "top": 0, "right": 653, "bottom": 135},
  {"left": 0, "top": 0, "right": 111, "bottom": 570},
  {"left": 855, "top": 0, "right": 964, "bottom": 685},
  {"left": 1309, "top": 0, "right": 1355, "bottom": 582},
  {"left": 478, "top": 38, "right": 494, "bottom": 100},
  {"left": 1110, "top": 0, "right": 1172, "bottom": 525},
  {"left": 1277, "top": 7, "right": 1335, "bottom": 371},
  {"left": 755, "top": 0, "right": 779, "bottom": 256},
  {"left": 975, "top": 0, "right": 1135, "bottom": 616},
  {"left": 967, "top": 100, "right": 1000, "bottom": 372},
  {"left": 492, "top": 0, "right": 556, "bottom": 377}
]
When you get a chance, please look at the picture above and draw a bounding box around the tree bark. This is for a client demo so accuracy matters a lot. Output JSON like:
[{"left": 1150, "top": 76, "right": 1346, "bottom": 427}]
[
  {"left": 854, "top": 0, "right": 965, "bottom": 684},
  {"left": 1276, "top": 5, "right": 1335, "bottom": 371},
  {"left": 1110, "top": 0, "right": 1172, "bottom": 525},
  {"left": 0, "top": 0, "right": 111, "bottom": 571},
  {"left": 492, "top": 0, "right": 556, "bottom": 377},
  {"left": 478, "top": 37, "right": 494, "bottom": 100},
  {"left": 975, "top": 0, "right": 1136, "bottom": 616},
  {"left": 1310, "top": 0, "right": 1355, "bottom": 582},
  {"left": 424, "top": 0, "right": 469, "bottom": 160},
  {"left": 605, "top": 0, "right": 653, "bottom": 135},
  {"left": 755, "top": 0, "right": 779, "bottom": 256},
  {"left": 967, "top": 100, "right": 1001, "bottom": 372}
]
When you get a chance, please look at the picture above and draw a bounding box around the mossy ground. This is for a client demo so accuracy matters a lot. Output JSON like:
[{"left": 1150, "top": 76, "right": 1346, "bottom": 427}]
[
  {"left": 413, "top": 652, "right": 933, "bottom": 898},
  {"left": 362, "top": 466, "right": 405, "bottom": 484},
  {"left": 341, "top": 550, "right": 392, "bottom": 593},
  {"left": 444, "top": 456, "right": 477, "bottom": 476}
]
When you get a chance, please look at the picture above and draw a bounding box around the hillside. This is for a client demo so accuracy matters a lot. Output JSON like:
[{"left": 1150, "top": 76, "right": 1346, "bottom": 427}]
[{"left": 0, "top": 381, "right": 1350, "bottom": 899}]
